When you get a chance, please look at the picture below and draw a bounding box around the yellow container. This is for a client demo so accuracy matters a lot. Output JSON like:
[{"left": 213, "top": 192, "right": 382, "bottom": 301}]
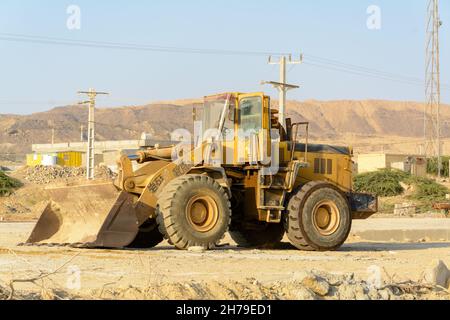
[
  {"left": 26, "top": 153, "right": 43, "bottom": 167},
  {"left": 57, "top": 152, "right": 83, "bottom": 167}
]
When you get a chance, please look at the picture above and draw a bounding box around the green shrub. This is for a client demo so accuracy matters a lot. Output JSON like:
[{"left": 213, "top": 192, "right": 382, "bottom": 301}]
[
  {"left": 353, "top": 169, "right": 409, "bottom": 197},
  {"left": 354, "top": 169, "right": 448, "bottom": 202},
  {"left": 0, "top": 171, "right": 23, "bottom": 196},
  {"left": 406, "top": 176, "right": 448, "bottom": 201},
  {"left": 427, "top": 156, "right": 450, "bottom": 177}
]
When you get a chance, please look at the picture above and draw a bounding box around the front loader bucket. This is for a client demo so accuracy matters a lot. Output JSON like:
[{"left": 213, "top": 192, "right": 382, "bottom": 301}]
[{"left": 25, "top": 183, "right": 140, "bottom": 248}]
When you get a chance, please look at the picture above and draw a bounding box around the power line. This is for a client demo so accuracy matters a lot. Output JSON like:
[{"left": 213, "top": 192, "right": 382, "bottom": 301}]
[
  {"left": 304, "top": 54, "right": 427, "bottom": 84},
  {"left": 0, "top": 100, "right": 74, "bottom": 105},
  {"left": 0, "top": 32, "right": 291, "bottom": 57},
  {"left": 0, "top": 32, "right": 448, "bottom": 100},
  {"left": 1, "top": 32, "right": 448, "bottom": 90},
  {"left": 302, "top": 61, "right": 425, "bottom": 87},
  {"left": 302, "top": 59, "right": 450, "bottom": 91}
]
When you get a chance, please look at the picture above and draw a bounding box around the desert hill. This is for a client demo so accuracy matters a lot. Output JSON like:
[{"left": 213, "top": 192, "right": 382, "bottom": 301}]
[{"left": 1, "top": 99, "right": 449, "bottom": 160}]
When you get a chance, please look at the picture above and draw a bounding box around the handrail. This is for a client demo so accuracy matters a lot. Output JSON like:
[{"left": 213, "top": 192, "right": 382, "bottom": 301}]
[{"left": 290, "top": 122, "right": 309, "bottom": 163}]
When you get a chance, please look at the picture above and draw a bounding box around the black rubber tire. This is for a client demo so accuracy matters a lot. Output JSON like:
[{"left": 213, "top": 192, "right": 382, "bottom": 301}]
[
  {"left": 127, "top": 219, "right": 164, "bottom": 249},
  {"left": 285, "top": 181, "right": 352, "bottom": 251},
  {"left": 156, "top": 175, "right": 231, "bottom": 250},
  {"left": 229, "top": 223, "right": 285, "bottom": 248}
]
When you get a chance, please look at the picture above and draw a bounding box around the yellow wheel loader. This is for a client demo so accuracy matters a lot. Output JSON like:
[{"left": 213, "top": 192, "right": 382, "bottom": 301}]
[{"left": 25, "top": 92, "right": 377, "bottom": 251}]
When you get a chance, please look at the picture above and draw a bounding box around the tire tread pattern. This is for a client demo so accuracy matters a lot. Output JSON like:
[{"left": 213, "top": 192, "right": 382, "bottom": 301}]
[
  {"left": 285, "top": 181, "right": 349, "bottom": 251},
  {"left": 156, "top": 175, "right": 231, "bottom": 250}
]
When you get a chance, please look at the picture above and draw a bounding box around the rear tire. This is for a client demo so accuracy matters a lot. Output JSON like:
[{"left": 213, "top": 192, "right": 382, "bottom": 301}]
[
  {"left": 127, "top": 219, "right": 164, "bottom": 249},
  {"left": 229, "top": 223, "right": 285, "bottom": 248},
  {"left": 156, "top": 175, "right": 231, "bottom": 250},
  {"left": 285, "top": 182, "right": 351, "bottom": 251}
]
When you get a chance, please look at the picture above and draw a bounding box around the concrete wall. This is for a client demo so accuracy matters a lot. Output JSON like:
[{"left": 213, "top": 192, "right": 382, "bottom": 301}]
[
  {"left": 32, "top": 140, "right": 141, "bottom": 154},
  {"left": 81, "top": 153, "right": 104, "bottom": 167},
  {"left": 32, "top": 139, "right": 172, "bottom": 170},
  {"left": 357, "top": 153, "right": 427, "bottom": 177},
  {"left": 385, "top": 154, "right": 411, "bottom": 167},
  {"left": 356, "top": 154, "right": 387, "bottom": 174},
  {"left": 32, "top": 139, "right": 172, "bottom": 154}
]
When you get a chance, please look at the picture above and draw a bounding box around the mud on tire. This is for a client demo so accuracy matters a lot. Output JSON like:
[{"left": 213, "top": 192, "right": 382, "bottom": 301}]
[
  {"left": 156, "top": 175, "right": 231, "bottom": 250},
  {"left": 285, "top": 181, "right": 352, "bottom": 251}
]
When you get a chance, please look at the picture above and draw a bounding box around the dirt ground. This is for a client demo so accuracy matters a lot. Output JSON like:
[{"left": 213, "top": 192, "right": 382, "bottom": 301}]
[
  {"left": 0, "top": 222, "right": 449, "bottom": 300},
  {"left": 0, "top": 170, "right": 449, "bottom": 300}
]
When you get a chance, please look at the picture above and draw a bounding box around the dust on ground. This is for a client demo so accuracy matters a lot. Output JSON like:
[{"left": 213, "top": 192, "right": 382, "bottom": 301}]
[
  {"left": 1, "top": 167, "right": 450, "bottom": 300},
  {"left": 0, "top": 223, "right": 449, "bottom": 300}
]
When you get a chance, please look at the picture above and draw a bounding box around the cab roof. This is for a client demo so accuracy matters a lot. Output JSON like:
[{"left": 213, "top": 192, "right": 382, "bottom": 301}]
[{"left": 204, "top": 92, "right": 266, "bottom": 100}]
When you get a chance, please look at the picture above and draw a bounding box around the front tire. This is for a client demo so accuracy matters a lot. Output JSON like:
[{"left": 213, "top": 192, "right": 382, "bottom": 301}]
[
  {"left": 285, "top": 182, "right": 352, "bottom": 251},
  {"left": 156, "top": 175, "right": 231, "bottom": 250}
]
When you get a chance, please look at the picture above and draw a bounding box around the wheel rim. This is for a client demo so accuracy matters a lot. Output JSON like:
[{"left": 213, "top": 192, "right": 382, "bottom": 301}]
[
  {"left": 186, "top": 195, "right": 219, "bottom": 233},
  {"left": 312, "top": 200, "right": 341, "bottom": 236}
]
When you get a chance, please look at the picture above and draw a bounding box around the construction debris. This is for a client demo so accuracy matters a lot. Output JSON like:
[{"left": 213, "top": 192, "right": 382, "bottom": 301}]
[
  {"left": 292, "top": 271, "right": 330, "bottom": 296},
  {"left": 2, "top": 269, "right": 449, "bottom": 301},
  {"left": 22, "top": 165, "right": 116, "bottom": 184},
  {"left": 394, "top": 203, "right": 417, "bottom": 216}
]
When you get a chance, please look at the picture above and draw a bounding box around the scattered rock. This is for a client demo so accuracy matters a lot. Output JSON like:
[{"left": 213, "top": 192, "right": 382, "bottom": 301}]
[
  {"left": 292, "top": 271, "right": 330, "bottom": 296},
  {"left": 4, "top": 270, "right": 450, "bottom": 300},
  {"left": 292, "top": 286, "right": 317, "bottom": 300},
  {"left": 338, "top": 283, "right": 368, "bottom": 300},
  {"left": 313, "top": 270, "right": 350, "bottom": 286},
  {"left": 0, "top": 285, "right": 9, "bottom": 300},
  {"left": 368, "top": 288, "right": 380, "bottom": 300},
  {"left": 424, "top": 260, "right": 450, "bottom": 289},
  {"left": 394, "top": 203, "right": 416, "bottom": 216},
  {"left": 23, "top": 165, "right": 116, "bottom": 185},
  {"left": 40, "top": 289, "right": 56, "bottom": 300},
  {"left": 378, "top": 289, "right": 392, "bottom": 300}
]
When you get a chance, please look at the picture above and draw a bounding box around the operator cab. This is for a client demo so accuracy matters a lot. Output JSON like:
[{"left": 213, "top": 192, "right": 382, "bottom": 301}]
[{"left": 199, "top": 92, "right": 278, "bottom": 166}]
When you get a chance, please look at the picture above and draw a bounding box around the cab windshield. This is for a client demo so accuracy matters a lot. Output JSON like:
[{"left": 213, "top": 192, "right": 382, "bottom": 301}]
[{"left": 203, "top": 95, "right": 235, "bottom": 134}]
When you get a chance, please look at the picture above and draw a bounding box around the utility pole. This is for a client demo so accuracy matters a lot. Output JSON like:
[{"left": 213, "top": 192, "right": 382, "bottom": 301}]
[
  {"left": 80, "top": 125, "right": 84, "bottom": 142},
  {"left": 78, "top": 88, "right": 109, "bottom": 180},
  {"left": 264, "top": 55, "right": 302, "bottom": 131},
  {"left": 51, "top": 128, "right": 55, "bottom": 146},
  {"left": 425, "top": 0, "right": 442, "bottom": 177}
]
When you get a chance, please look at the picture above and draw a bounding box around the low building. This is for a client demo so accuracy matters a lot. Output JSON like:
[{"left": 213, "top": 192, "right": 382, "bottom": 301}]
[
  {"left": 31, "top": 136, "right": 171, "bottom": 168},
  {"left": 356, "top": 153, "right": 427, "bottom": 177},
  {"left": 27, "top": 151, "right": 83, "bottom": 167}
]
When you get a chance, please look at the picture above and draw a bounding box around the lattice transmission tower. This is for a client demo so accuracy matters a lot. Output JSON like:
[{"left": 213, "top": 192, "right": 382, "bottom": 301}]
[{"left": 425, "top": 0, "right": 442, "bottom": 176}]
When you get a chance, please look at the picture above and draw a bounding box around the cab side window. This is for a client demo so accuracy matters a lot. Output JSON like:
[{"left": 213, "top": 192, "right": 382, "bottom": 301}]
[{"left": 238, "top": 97, "right": 262, "bottom": 134}]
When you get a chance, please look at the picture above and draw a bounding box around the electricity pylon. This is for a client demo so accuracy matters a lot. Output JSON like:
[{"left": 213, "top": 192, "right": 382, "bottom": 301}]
[{"left": 425, "top": 0, "right": 442, "bottom": 177}]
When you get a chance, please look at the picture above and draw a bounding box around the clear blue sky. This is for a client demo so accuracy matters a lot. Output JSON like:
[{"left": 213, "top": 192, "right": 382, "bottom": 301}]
[{"left": 0, "top": 0, "right": 448, "bottom": 114}]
